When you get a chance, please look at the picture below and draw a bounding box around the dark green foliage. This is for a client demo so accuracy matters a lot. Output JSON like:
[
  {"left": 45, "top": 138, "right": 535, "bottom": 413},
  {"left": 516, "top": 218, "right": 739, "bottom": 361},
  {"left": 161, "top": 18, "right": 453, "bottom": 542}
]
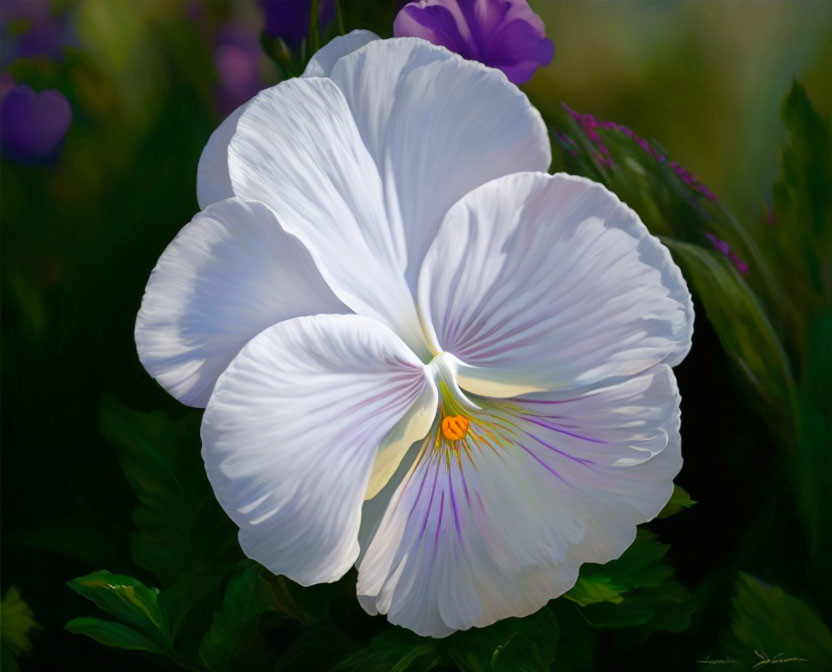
[
  {"left": 66, "top": 571, "right": 174, "bottom": 657},
  {"left": 663, "top": 239, "right": 794, "bottom": 414},
  {"left": 657, "top": 484, "right": 696, "bottom": 519},
  {"left": 198, "top": 562, "right": 279, "bottom": 672},
  {"left": 566, "top": 531, "right": 693, "bottom": 634},
  {"left": 442, "top": 608, "right": 560, "bottom": 672},
  {"left": 334, "top": 607, "right": 561, "bottom": 672},
  {"left": 719, "top": 574, "right": 832, "bottom": 671},
  {"left": 99, "top": 399, "right": 236, "bottom": 586},
  {"left": 332, "top": 629, "right": 441, "bottom": 672}
]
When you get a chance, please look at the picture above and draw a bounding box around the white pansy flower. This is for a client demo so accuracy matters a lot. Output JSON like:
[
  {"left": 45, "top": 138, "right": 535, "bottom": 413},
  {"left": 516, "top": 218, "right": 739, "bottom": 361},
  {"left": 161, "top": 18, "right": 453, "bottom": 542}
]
[{"left": 136, "top": 33, "right": 693, "bottom": 637}]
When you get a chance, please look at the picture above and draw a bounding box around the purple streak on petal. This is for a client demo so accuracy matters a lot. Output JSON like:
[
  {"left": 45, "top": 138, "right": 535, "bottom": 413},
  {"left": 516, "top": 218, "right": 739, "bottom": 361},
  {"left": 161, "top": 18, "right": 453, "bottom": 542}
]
[
  {"left": 394, "top": 0, "right": 554, "bottom": 84},
  {"left": 261, "top": 0, "right": 335, "bottom": 49},
  {"left": 1, "top": 84, "right": 71, "bottom": 163},
  {"left": 434, "top": 490, "right": 445, "bottom": 544},
  {"left": 447, "top": 469, "right": 464, "bottom": 542},
  {"left": 459, "top": 461, "right": 472, "bottom": 506},
  {"left": 406, "top": 456, "right": 433, "bottom": 521},
  {"left": 523, "top": 416, "right": 607, "bottom": 445},
  {"left": 526, "top": 432, "right": 596, "bottom": 466},
  {"left": 518, "top": 442, "right": 567, "bottom": 483},
  {"left": 418, "top": 460, "right": 441, "bottom": 540}
]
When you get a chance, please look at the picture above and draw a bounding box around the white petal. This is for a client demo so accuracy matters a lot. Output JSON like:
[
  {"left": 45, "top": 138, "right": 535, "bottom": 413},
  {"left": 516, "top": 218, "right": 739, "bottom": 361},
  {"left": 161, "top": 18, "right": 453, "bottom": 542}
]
[
  {"left": 357, "top": 365, "right": 681, "bottom": 637},
  {"left": 366, "top": 382, "right": 438, "bottom": 500},
  {"left": 418, "top": 172, "right": 694, "bottom": 396},
  {"left": 303, "top": 30, "right": 380, "bottom": 77},
  {"left": 135, "top": 198, "right": 347, "bottom": 407},
  {"left": 197, "top": 31, "right": 379, "bottom": 212},
  {"left": 328, "top": 38, "right": 551, "bottom": 290},
  {"left": 202, "top": 314, "right": 437, "bottom": 586},
  {"left": 227, "top": 76, "right": 428, "bottom": 357},
  {"left": 196, "top": 102, "right": 249, "bottom": 209}
]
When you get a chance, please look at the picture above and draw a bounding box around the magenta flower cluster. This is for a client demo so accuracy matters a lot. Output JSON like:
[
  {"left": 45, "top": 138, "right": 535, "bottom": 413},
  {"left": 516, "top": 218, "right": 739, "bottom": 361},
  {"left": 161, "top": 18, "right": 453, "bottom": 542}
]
[
  {"left": 705, "top": 233, "right": 749, "bottom": 275},
  {"left": 562, "top": 103, "right": 717, "bottom": 202},
  {"left": 560, "top": 103, "right": 748, "bottom": 274}
]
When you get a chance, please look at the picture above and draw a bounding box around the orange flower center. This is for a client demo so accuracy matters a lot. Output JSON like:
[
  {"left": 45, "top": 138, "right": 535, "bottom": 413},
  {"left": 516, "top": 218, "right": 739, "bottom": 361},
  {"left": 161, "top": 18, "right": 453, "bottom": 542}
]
[{"left": 440, "top": 414, "right": 470, "bottom": 441}]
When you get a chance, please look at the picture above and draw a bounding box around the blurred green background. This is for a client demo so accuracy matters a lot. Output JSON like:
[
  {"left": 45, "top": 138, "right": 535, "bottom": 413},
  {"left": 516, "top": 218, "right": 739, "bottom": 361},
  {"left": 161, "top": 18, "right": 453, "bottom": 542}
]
[{"left": 2, "top": 1, "right": 831, "bottom": 670}]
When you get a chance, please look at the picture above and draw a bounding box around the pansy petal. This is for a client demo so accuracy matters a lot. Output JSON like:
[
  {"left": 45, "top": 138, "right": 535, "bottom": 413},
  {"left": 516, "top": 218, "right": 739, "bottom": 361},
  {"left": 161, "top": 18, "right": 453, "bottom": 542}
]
[
  {"left": 303, "top": 29, "right": 380, "bottom": 77},
  {"left": 202, "top": 314, "right": 437, "bottom": 586},
  {"left": 227, "top": 76, "right": 428, "bottom": 357},
  {"left": 418, "top": 172, "right": 693, "bottom": 396},
  {"left": 328, "top": 37, "right": 551, "bottom": 290},
  {"left": 197, "top": 31, "right": 380, "bottom": 209},
  {"left": 135, "top": 198, "right": 347, "bottom": 407},
  {"left": 357, "top": 364, "right": 681, "bottom": 637},
  {"left": 196, "top": 101, "right": 249, "bottom": 209}
]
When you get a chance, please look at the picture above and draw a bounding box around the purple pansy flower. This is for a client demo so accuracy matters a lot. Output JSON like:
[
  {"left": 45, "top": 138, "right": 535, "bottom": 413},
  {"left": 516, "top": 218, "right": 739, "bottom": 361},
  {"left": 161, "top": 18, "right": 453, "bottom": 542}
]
[
  {"left": 0, "top": 79, "right": 72, "bottom": 163},
  {"left": 213, "top": 26, "right": 264, "bottom": 115},
  {"left": 261, "top": 0, "right": 336, "bottom": 50},
  {"left": 394, "top": 0, "right": 554, "bottom": 84}
]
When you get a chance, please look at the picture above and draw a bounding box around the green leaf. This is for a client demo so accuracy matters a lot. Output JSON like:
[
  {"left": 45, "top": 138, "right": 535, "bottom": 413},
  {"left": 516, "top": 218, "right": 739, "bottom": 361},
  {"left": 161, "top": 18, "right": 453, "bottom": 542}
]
[
  {"left": 566, "top": 531, "right": 693, "bottom": 634},
  {"left": 1, "top": 587, "right": 39, "bottom": 656},
  {"left": 663, "top": 239, "right": 794, "bottom": 416},
  {"left": 1, "top": 647, "right": 20, "bottom": 672},
  {"left": 100, "top": 398, "right": 236, "bottom": 585},
  {"left": 768, "top": 83, "right": 832, "bottom": 564},
  {"left": 564, "top": 578, "right": 624, "bottom": 607},
  {"left": 771, "top": 82, "right": 831, "bottom": 303},
  {"left": 66, "top": 570, "right": 173, "bottom": 656},
  {"left": 332, "top": 630, "right": 439, "bottom": 672},
  {"left": 550, "top": 601, "right": 597, "bottom": 672},
  {"left": 442, "top": 606, "right": 559, "bottom": 672},
  {"left": 657, "top": 484, "right": 696, "bottom": 519},
  {"left": 198, "top": 561, "right": 277, "bottom": 672},
  {"left": 65, "top": 618, "right": 167, "bottom": 655},
  {"left": 723, "top": 573, "right": 832, "bottom": 672}
]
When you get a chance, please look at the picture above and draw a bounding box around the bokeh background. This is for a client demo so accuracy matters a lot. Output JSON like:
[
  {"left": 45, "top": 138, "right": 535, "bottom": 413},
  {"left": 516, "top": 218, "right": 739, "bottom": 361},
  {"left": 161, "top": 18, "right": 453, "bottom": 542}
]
[{"left": 2, "top": 1, "right": 831, "bottom": 670}]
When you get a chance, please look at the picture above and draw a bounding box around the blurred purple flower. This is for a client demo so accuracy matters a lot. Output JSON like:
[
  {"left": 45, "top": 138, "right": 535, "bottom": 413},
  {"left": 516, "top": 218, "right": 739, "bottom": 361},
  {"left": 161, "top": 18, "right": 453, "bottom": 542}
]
[
  {"left": 213, "top": 26, "right": 264, "bottom": 115},
  {"left": 18, "top": 19, "right": 66, "bottom": 59},
  {"left": 394, "top": 0, "right": 554, "bottom": 84},
  {"left": 0, "top": 79, "right": 72, "bottom": 163},
  {"left": 1, "top": 0, "right": 71, "bottom": 63},
  {"left": 706, "top": 233, "right": 749, "bottom": 274},
  {"left": 261, "top": 0, "right": 336, "bottom": 49},
  {"left": 0, "top": 0, "right": 50, "bottom": 22}
]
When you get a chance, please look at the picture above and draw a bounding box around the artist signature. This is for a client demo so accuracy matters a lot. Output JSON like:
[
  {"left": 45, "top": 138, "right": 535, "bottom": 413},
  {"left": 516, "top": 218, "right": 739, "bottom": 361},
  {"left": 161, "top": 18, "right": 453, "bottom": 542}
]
[{"left": 698, "top": 650, "right": 808, "bottom": 668}]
